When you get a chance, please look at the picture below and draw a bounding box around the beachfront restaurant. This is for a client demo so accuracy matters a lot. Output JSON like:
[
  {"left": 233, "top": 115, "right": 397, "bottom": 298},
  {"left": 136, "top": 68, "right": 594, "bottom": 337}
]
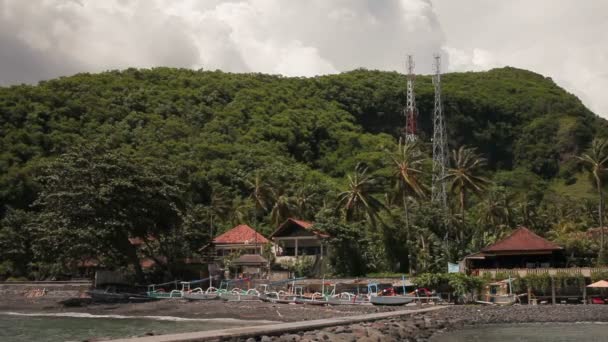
[{"left": 462, "top": 227, "right": 565, "bottom": 274}]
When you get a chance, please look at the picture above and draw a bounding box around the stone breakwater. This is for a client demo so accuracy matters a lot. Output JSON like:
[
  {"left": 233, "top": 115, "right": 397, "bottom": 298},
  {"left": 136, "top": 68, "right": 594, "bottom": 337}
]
[{"left": 237, "top": 305, "right": 608, "bottom": 342}]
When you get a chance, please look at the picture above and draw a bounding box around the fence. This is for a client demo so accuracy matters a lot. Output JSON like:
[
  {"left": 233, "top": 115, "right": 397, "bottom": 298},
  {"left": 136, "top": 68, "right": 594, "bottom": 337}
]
[{"left": 475, "top": 267, "right": 608, "bottom": 278}]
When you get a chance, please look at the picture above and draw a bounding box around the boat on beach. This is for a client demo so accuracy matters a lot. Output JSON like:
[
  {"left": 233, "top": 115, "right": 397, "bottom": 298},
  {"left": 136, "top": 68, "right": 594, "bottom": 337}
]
[
  {"left": 259, "top": 291, "right": 300, "bottom": 304},
  {"left": 146, "top": 281, "right": 185, "bottom": 299},
  {"left": 370, "top": 295, "right": 417, "bottom": 306},
  {"left": 220, "top": 288, "right": 261, "bottom": 301},
  {"left": 327, "top": 292, "right": 371, "bottom": 306},
  {"left": 87, "top": 287, "right": 151, "bottom": 303},
  {"left": 183, "top": 287, "right": 220, "bottom": 301}
]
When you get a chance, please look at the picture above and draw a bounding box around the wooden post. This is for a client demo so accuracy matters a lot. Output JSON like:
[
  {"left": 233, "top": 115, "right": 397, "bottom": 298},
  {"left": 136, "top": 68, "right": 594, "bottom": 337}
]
[
  {"left": 583, "top": 280, "right": 587, "bottom": 305},
  {"left": 295, "top": 238, "right": 299, "bottom": 257},
  {"left": 527, "top": 286, "right": 532, "bottom": 305},
  {"left": 551, "top": 276, "right": 556, "bottom": 305}
]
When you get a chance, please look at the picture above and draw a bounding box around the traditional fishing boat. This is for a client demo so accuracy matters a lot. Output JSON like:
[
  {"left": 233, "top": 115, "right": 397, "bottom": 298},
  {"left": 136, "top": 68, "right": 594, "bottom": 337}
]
[
  {"left": 88, "top": 286, "right": 150, "bottom": 303},
  {"left": 259, "top": 291, "right": 300, "bottom": 304},
  {"left": 294, "top": 292, "right": 328, "bottom": 305},
  {"left": 327, "top": 292, "right": 371, "bottom": 306},
  {"left": 220, "top": 288, "right": 261, "bottom": 301},
  {"left": 146, "top": 281, "right": 185, "bottom": 299},
  {"left": 183, "top": 287, "right": 220, "bottom": 301},
  {"left": 370, "top": 294, "right": 417, "bottom": 306}
]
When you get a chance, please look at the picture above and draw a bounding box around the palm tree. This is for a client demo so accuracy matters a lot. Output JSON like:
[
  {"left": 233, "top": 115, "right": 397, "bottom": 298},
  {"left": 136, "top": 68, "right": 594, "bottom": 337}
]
[
  {"left": 293, "top": 186, "right": 318, "bottom": 220},
  {"left": 577, "top": 138, "right": 608, "bottom": 264},
  {"left": 204, "top": 185, "right": 231, "bottom": 238},
  {"left": 246, "top": 173, "right": 273, "bottom": 219},
  {"left": 390, "top": 140, "right": 426, "bottom": 273},
  {"left": 444, "top": 146, "right": 491, "bottom": 226},
  {"left": 390, "top": 140, "right": 426, "bottom": 230},
  {"left": 476, "top": 188, "right": 513, "bottom": 228},
  {"left": 336, "top": 163, "right": 386, "bottom": 224},
  {"left": 270, "top": 188, "right": 295, "bottom": 227}
]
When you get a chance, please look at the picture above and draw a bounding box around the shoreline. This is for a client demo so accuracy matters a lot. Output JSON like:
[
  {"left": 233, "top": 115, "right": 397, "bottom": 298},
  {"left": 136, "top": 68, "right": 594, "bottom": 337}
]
[{"left": 4, "top": 297, "right": 608, "bottom": 341}]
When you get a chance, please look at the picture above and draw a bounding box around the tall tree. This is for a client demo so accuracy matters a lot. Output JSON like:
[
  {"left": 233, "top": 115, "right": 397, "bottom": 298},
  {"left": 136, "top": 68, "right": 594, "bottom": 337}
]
[
  {"left": 31, "top": 146, "right": 185, "bottom": 281},
  {"left": 391, "top": 141, "right": 426, "bottom": 228},
  {"left": 246, "top": 173, "right": 273, "bottom": 220},
  {"left": 336, "top": 164, "right": 386, "bottom": 225},
  {"left": 577, "top": 138, "right": 608, "bottom": 264},
  {"left": 270, "top": 187, "right": 294, "bottom": 227},
  {"left": 390, "top": 140, "right": 426, "bottom": 273},
  {"left": 444, "top": 146, "right": 491, "bottom": 226}
]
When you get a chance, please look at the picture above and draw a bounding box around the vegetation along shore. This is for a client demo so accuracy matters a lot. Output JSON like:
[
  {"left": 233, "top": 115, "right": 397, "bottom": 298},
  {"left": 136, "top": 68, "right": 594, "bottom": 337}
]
[{"left": 2, "top": 67, "right": 608, "bottom": 280}]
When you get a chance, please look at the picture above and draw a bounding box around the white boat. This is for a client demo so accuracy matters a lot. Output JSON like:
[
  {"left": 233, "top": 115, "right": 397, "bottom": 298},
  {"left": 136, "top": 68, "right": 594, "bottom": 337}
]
[
  {"left": 370, "top": 295, "right": 417, "bottom": 306},
  {"left": 183, "top": 287, "right": 220, "bottom": 301},
  {"left": 259, "top": 291, "right": 299, "bottom": 304},
  {"left": 220, "top": 289, "right": 261, "bottom": 302},
  {"left": 327, "top": 292, "right": 371, "bottom": 306}
]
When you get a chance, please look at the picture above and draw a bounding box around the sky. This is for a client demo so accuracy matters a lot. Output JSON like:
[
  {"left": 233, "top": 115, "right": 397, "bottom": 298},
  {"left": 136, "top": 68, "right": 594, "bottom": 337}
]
[{"left": 1, "top": 0, "right": 607, "bottom": 118}]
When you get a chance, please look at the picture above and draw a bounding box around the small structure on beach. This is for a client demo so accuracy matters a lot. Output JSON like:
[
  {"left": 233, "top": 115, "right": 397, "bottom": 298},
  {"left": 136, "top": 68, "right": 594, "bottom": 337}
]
[
  {"left": 230, "top": 254, "right": 269, "bottom": 279},
  {"left": 462, "top": 227, "right": 564, "bottom": 274}
]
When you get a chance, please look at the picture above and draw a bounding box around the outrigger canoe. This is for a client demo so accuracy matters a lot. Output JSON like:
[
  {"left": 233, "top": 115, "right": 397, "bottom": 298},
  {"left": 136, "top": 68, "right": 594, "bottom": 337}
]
[
  {"left": 183, "top": 285, "right": 220, "bottom": 301},
  {"left": 220, "top": 289, "right": 261, "bottom": 302},
  {"left": 370, "top": 295, "right": 417, "bottom": 306}
]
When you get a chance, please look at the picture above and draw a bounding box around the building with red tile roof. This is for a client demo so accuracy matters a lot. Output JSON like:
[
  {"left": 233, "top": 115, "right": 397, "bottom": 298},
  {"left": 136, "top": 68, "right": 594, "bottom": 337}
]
[
  {"left": 214, "top": 224, "right": 269, "bottom": 245},
  {"left": 270, "top": 218, "right": 329, "bottom": 261},
  {"left": 463, "top": 227, "right": 565, "bottom": 273},
  {"left": 212, "top": 224, "right": 269, "bottom": 257},
  {"left": 482, "top": 227, "right": 562, "bottom": 253}
]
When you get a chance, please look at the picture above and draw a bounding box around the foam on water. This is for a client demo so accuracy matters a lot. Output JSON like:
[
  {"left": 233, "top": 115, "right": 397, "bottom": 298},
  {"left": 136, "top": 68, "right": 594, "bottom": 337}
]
[{"left": 0, "top": 311, "right": 277, "bottom": 324}]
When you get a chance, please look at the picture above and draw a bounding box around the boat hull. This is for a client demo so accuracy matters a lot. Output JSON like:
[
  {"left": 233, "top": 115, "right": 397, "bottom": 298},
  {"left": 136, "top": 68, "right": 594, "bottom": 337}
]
[
  {"left": 183, "top": 293, "right": 219, "bottom": 301},
  {"left": 220, "top": 293, "right": 260, "bottom": 301},
  {"left": 327, "top": 297, "right": 370, "bottom": 306},
  {"left": 370, "top": 295, "right": 416, "bottom": 306}
]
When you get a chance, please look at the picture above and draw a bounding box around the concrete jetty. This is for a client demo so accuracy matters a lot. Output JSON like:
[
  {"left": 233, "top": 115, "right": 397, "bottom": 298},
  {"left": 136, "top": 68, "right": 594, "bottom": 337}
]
[{"left": 108, "top": 305, "right": 447, "bottom": 342}]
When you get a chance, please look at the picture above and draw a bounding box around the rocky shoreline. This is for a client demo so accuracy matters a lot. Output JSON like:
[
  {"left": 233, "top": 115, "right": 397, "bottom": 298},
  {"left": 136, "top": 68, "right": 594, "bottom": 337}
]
[
  {"left": 237, "top": 305, "right": 608, "bottom": 342},
  {"left": 4, "top": 295, "right": 608, "bottom": 341}
]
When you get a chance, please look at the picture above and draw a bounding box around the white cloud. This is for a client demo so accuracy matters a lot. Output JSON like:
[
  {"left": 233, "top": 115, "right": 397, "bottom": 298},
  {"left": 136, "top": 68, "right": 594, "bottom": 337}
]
[
  {"left": 0, "top": 0, "right": 445, "bottom": 82},
  {"left": 1, "top": 0, "right": 606, "bottom": 119},
  {"left": 434, "top": 0, "right": 608, "bottom": 118}
]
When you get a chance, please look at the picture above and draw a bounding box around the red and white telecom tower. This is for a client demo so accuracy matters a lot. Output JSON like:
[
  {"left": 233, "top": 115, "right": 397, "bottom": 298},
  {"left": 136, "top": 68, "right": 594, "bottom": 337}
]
[{"left": 404, "top": 55, "right": 418, "bottom": 142}]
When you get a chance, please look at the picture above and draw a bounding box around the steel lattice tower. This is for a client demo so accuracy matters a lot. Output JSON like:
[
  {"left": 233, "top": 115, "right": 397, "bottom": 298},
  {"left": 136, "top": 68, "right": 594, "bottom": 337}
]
[
  {"left": 431, "top": 54, "right": 448, "bottom": 209},
  {"left": 404, "top": 55, "right": 418, "bottom": 142}
]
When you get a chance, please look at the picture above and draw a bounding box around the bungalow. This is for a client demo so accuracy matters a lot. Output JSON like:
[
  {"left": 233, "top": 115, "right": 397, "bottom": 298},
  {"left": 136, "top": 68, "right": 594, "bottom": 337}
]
[
  {"left": 270, "top": 218, "right": 329, "bottom": 263},
  {"left": 212, "top": 224, "right": 269, "bottom": 257},
  {"left": 462, "top": 227, "right": 565, "bottom": 275},
  {"left": 198, "top": 224, "right": 271, "bottom": 279}
]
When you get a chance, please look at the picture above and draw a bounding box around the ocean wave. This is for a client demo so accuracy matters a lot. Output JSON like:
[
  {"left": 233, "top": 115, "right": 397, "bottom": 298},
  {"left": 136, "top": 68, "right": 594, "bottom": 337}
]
[{"left": 0, "top": 311, "right": 277, "bottom": 324}]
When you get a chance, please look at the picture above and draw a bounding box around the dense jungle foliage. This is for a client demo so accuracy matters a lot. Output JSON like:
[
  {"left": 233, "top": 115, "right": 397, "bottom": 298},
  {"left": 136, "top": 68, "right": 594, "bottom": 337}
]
[{"left": 1, "top": 66, "right": 608, "bottom": 280}]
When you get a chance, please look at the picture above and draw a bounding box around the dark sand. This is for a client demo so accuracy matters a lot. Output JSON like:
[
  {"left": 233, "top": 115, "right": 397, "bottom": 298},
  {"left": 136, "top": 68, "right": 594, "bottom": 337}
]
[{"left": 0, "top": 296, "right": 401, "bottom": 322}]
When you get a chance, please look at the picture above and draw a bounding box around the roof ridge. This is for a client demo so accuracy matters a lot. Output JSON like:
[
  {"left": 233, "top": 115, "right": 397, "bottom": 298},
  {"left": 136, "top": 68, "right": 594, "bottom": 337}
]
[{"left": 481, "top": 226, "right": 562, "bottom": 252}]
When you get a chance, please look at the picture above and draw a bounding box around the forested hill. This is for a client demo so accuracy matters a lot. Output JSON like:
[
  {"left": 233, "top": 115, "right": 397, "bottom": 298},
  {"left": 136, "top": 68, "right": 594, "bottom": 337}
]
[
  {"left": 1, "top": 67, "right": 608, "bottom": 278},
  {"left": 1, "top": 67, "right": 605, "bottom": 209}
]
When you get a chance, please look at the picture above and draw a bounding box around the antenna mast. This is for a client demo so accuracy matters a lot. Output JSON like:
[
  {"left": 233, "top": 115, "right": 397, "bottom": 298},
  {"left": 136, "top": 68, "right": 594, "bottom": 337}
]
[
  {"left": 431, "top": 54, "right": 448, "bottom": 209},
  {"left": 404, "top": 55, "right": 418, "bottom": 142}
]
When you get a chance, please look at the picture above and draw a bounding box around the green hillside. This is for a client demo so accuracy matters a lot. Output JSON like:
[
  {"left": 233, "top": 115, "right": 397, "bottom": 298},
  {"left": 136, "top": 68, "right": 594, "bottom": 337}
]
[{"left": 1, "top": 67, "right": 606, "bottom": 279}]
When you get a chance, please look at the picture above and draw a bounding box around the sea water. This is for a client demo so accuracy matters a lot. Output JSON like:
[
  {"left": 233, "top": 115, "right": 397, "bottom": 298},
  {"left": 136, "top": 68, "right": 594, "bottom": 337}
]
[
  {"left": 0, "top": 312, "right": 272, "bottom": 342},
  {"left": 430, "top": 322, "right": 608, "bottom": 342}
]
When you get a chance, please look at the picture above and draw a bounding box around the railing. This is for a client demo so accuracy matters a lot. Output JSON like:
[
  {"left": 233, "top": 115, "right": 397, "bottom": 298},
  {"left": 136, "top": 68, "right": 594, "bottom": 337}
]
[{"left": 474, "top": 267, "right": 608, "bottom": 278}]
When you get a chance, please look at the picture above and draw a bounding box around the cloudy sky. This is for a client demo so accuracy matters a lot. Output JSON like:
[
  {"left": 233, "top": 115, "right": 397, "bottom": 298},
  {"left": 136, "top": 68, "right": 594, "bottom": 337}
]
[{"left": 1, "top": 0, "right": 607, "bottom": 118}]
